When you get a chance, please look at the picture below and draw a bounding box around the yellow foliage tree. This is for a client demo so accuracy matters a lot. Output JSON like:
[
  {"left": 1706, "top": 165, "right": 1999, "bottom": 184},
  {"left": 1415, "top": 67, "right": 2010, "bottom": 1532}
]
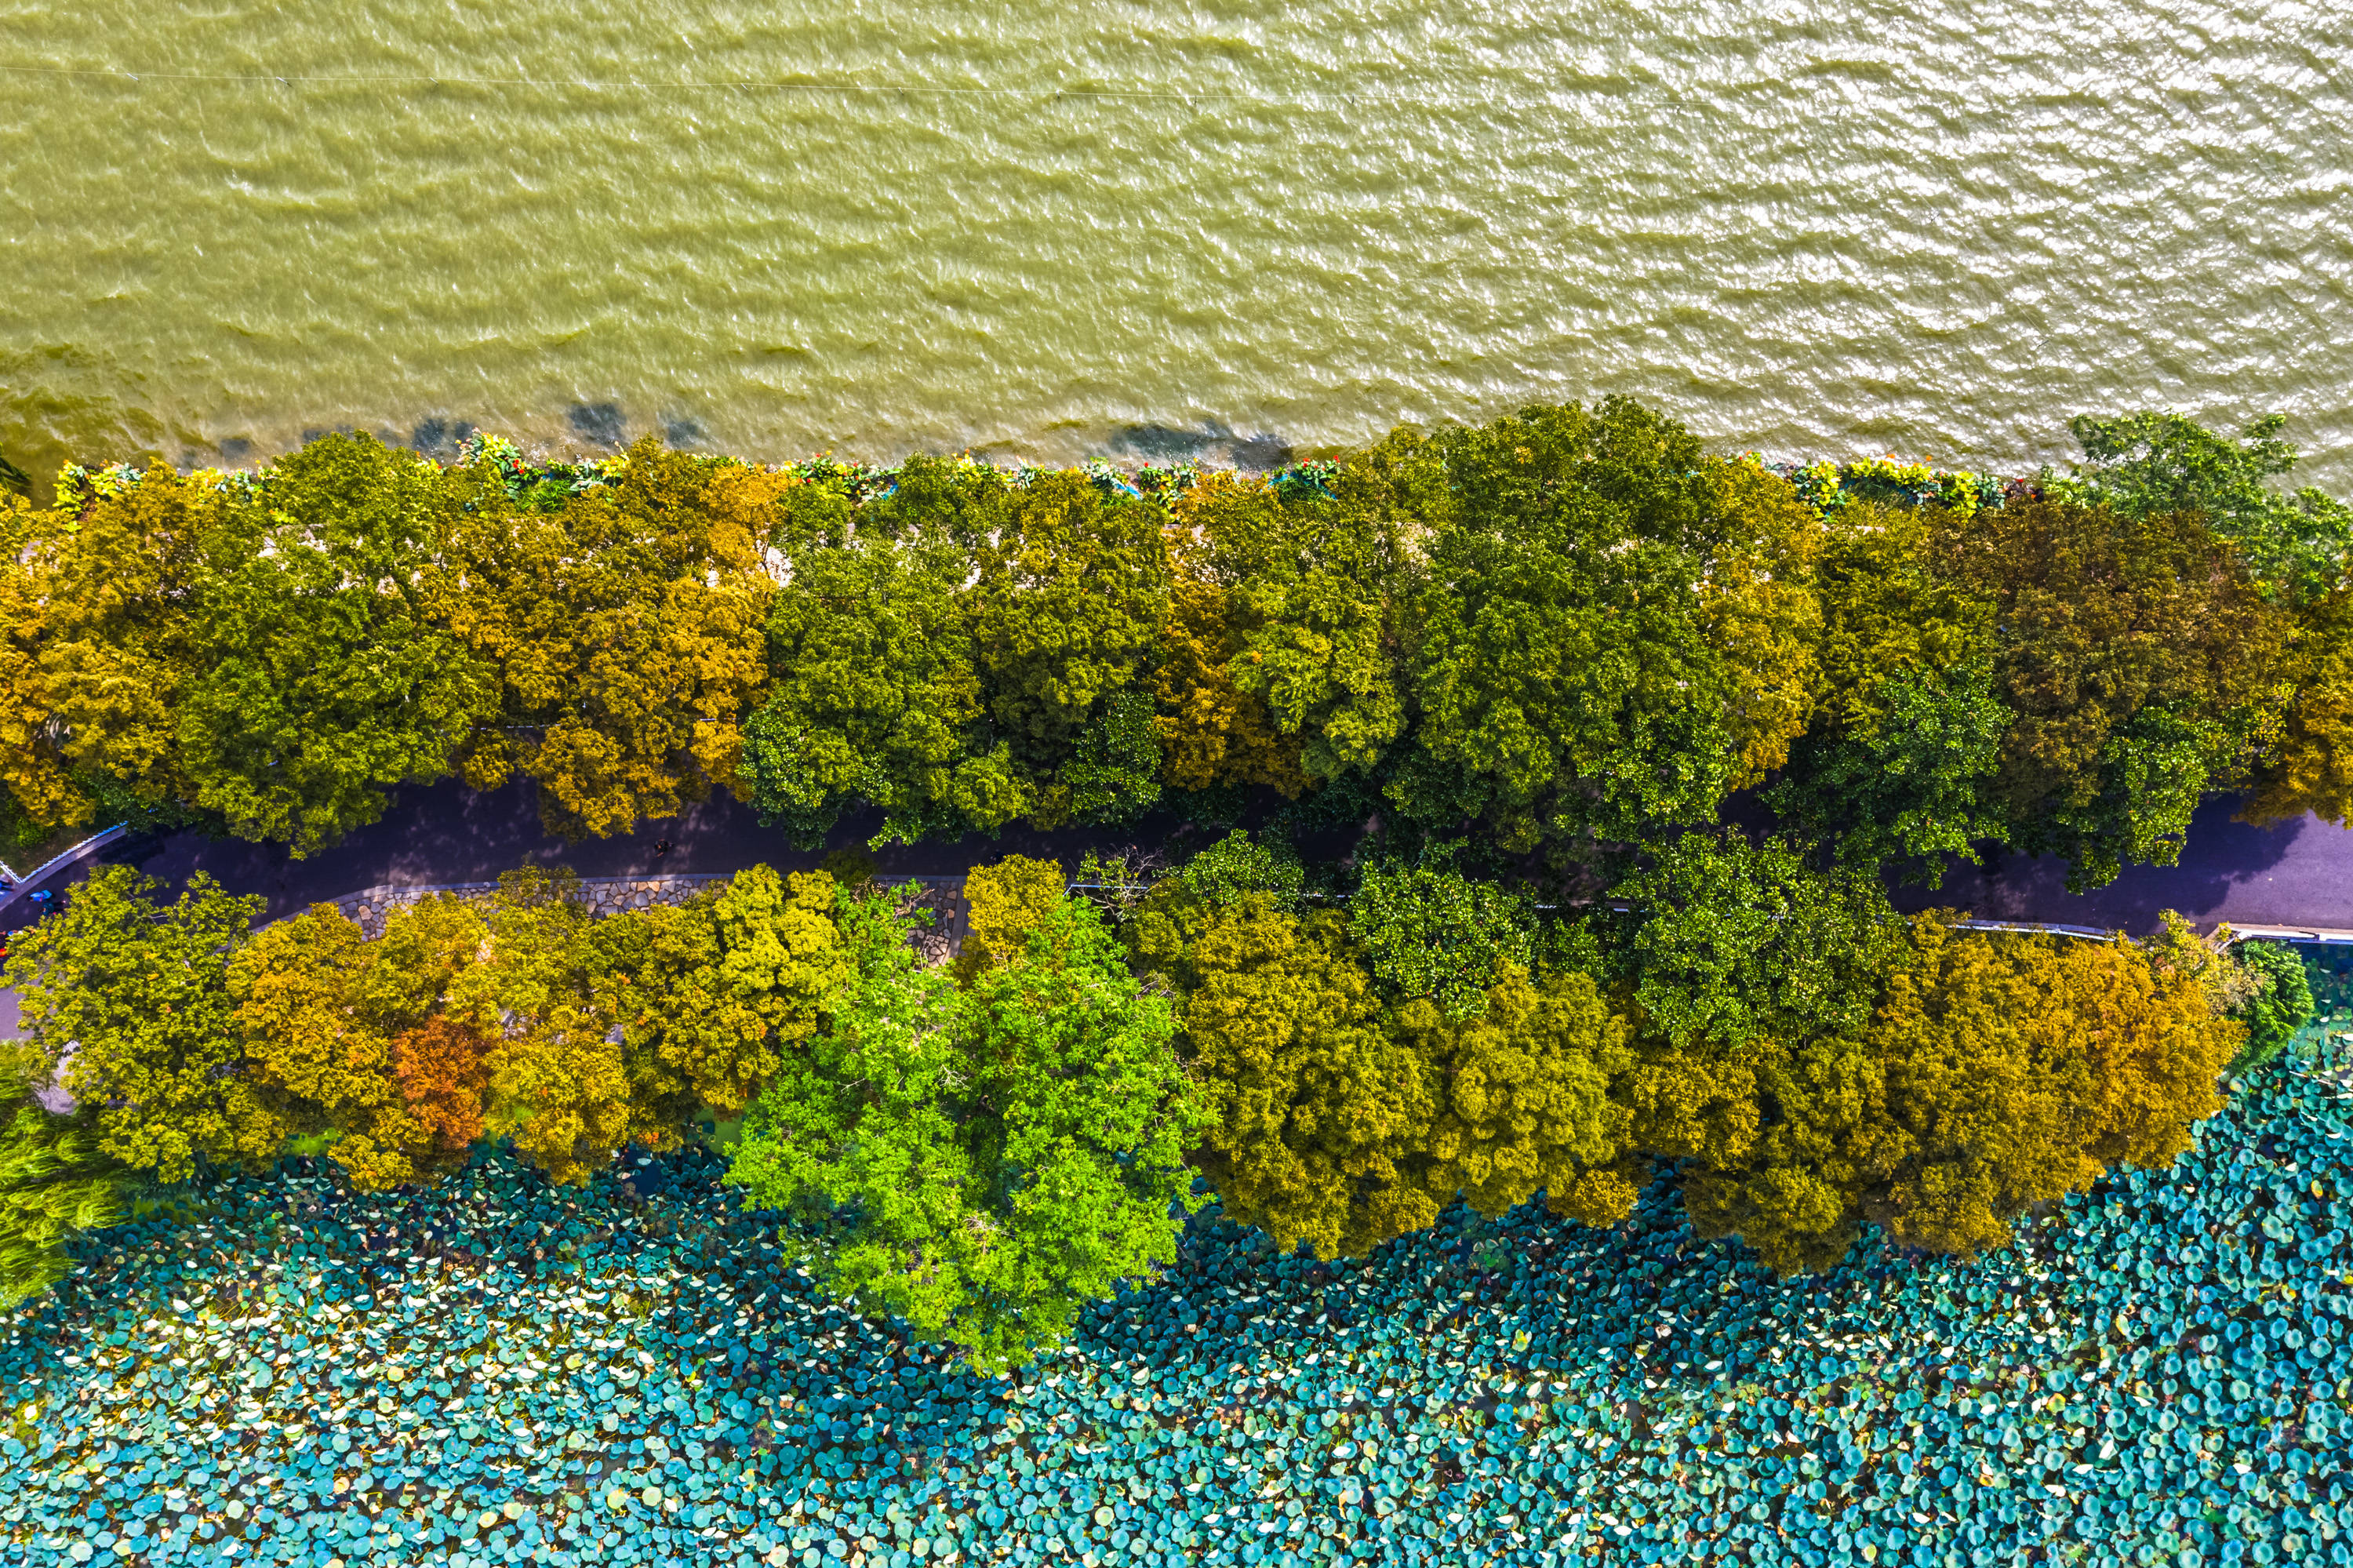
[
  {"left": 0, "top": 491, "right": 72, "bottom": 832},
  {"left": 1, "top": 471, "right": 217, "bottom": 833},
  {"left": 1394, "top": 965, "right": 1642, "bottom": 1228},
  {"left": 228, "top": 909, "right": 431, "bottom": 1191},
  {"left": 1678, "top": 912, "right": 2241, "bottom": 1272},
  {"left": 1866, "top": 914, "right": 2238, "bottom": 1257},
  {"left": 433, "top": 441, "right": 786, "bottom": 839},
  {"left": 1151, "top": 573, "right": 1309, "bottom": 795},
  {"left": 1181, "top": 899, "right": 1438, "bottom": 1259},
  {"left": 955, "top": 855, "right": 1069, "bottom": 982},
  {"left": 1700, "top": 459, "right": 1824, "bottom": 786},
  {"left": 2244, "top": 584, "right": 2353, "bottom": 824},
  {"left": 446, "top": 868, "right": 635, "bottom": 1185}
]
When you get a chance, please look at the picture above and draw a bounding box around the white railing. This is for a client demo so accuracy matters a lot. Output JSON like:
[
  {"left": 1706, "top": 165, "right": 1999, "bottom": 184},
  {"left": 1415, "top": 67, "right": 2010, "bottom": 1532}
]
[{"left": 0, "top": 824, "right": 130, "bottom": 917}]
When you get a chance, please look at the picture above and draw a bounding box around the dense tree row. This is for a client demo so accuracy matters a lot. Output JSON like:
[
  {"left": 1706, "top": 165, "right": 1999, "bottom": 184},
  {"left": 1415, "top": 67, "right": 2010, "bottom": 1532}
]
[
  {"left": 0, "top": 842, "right": 2312, "bottom": 1369},
  {"left": 0, "top": 402, "right": 2344, "bottom": 1362},
  {"left": 5, "top": 404, "right": 2348, "bottom": 889},
  {"left": 1130, "top": 829, "right": 2289, "bottom": 1279}
]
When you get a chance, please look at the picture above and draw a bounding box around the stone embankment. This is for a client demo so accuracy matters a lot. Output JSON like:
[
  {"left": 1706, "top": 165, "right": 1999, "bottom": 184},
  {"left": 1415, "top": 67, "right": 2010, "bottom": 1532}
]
[
  {"left": 322, "top": 874, "right": 739, "bottom": 936},
  {"left": 315, "top": 872, "right": 975, "bottom": 958}
]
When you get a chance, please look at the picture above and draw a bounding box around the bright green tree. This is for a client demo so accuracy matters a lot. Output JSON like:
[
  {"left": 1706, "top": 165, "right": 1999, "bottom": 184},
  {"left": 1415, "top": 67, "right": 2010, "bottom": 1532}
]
[
  {"left": 2227, "top": 939, "right": 2315, "bottom": 1069},
  {"left": 729, "top": 886, "right": 1204, "bottom": 1371},
  {"left": 1176, "top": 828, "right": 1306, "bottom": 911},
  {"left": 0, "top": 1042, "right": 130, "bottom": 1309},
  {"left": 2054, "top": 411, "right": 2352, "bottom": 602},
  {"left": 178, "top": 434, "right": 499, "bottom": 854},
  {"left": 5, "top": 866, "right": 275, "bottom": 1182}
]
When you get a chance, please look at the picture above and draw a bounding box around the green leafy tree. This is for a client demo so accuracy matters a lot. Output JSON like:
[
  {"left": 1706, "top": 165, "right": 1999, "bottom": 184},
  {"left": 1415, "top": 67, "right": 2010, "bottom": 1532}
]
[
  {"left": 1769, "top": 502, "right": 2008, "bottom": 882},
  {"left": 2227, "top": 939, "right": 2315, "bottom": 1070},
  {"left": 972, "top": 471, "right": 1170, "bottom": 826},
  {"left": 1396, "top": 399, "right": 1819, "bottom": 850},
  {"left": 1347, "top": 852, "right": 1536, "bottom": 1020},
  {"left": 179, "top": 435, "right": 499, "bottom": 854},
  {"left": 1944, "top": 497, "right": 2291, "bottom": 889},
  {"left": 1059, "top": 689, "right": 1162, "bottom": 825},
  {"left": 729, "top": 887, "right": 1205, "bottom": 1372},
  {"left": 1609, "top": 831, "right": 1904, "bottom": 1053},
  {"left": 1602, "top": 831, "right": 1904, "bottom": 1211},
  {"left": 746, "top": 457, "right": 1021, "bottom": 846},
  {"left": 4, "top": 866, "right": 275, "bottom": 1182},
  {"left": 0, "top": 1041, "right": 129, "bottom": 1309},
  {"left": 1175, "top": 828, "right": 1305, "bottom": 911},
  {"left": 2054, "top": 412, "right": 2352, "bottom": 602},
  {"left": 1179, "top": 896, "right": 1638, "bottom": 1259}
]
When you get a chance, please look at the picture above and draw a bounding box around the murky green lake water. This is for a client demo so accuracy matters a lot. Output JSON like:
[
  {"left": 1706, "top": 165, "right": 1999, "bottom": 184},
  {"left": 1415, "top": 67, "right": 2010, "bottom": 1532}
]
[{"left": 3, "top": 1, "right": 2350, "bottom": 479}]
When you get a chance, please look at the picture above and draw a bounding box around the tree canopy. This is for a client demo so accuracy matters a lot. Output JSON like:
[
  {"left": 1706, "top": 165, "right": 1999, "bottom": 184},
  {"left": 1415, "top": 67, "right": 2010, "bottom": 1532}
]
[
  {"left": 1943, "top": 496, "right": 2290, "bottom": 890},
  {"left": 744, "top": 457, "right": 1019, "bottom": 846},
  {"left": 2055, "top": 411, "right": 2353, "bottom": 603},
  {"left": 1, "top": 402, "right": 2340, "bottom": 898},
  {"left": 2244, "top": 584, "right": 2353, "bottom": 826},
  {"left": 727, "top": 884, "right": 1204, "bottom": 1371},
  {"left": 0, "top": 1040, "right": 128, "bottom": 1310},
  {"left": 5, "top": 866, "right": 273, "bottom": 1183},
  {"left": 1397, "top": 398, "right": 1819, "bottom": 852},
  {"left": 178, "top": 435, "right": 500, "bottom": 855},
  {"left": 433, "top": 438, "right": 781, "bottom": 840},
  {"left": 1767, "top": 501, "right": 2008, "bottom": 882}
]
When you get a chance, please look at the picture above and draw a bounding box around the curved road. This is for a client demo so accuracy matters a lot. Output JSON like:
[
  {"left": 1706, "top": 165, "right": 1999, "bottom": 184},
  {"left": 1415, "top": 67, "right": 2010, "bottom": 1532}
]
[{"left": 3, "top": 780, "right": 2350, "bottom": 1035}]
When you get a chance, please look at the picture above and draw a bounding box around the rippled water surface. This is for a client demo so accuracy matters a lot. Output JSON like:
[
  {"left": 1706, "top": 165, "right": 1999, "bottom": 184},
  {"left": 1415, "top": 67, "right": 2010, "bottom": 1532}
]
[{"left": 3, "top": 1, "right": 2351, "bottom": 478}]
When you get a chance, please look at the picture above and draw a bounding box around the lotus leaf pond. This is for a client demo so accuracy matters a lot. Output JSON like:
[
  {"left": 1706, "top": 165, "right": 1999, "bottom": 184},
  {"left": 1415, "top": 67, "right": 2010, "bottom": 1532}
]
[{"left": 2, "top": 1032, "right": 2348, "bottom": 1568}]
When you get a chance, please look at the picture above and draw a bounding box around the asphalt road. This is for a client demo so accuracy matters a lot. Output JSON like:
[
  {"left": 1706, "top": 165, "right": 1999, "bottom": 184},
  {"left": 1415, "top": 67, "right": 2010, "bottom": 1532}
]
[{"left": 2, "top": 781, "right": 2348, "bottom": 1044}]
